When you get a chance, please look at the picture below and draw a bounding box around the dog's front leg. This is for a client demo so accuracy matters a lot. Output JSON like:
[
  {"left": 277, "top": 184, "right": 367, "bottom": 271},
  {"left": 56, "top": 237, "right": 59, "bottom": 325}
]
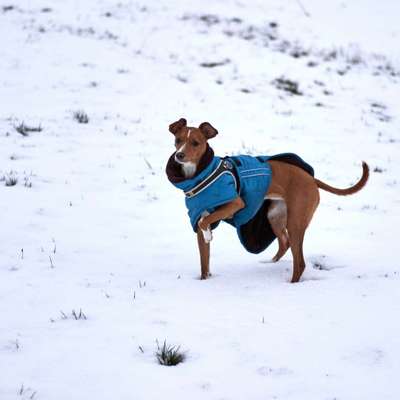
[
  {"left": 197, "top": 229, "right": 210, "bottom": 280},
  {"left": 198, "top": 197, "right": 245, "bottom": 230},
  {"left": 196, "top": 197, "right": 245, "bottom": 280}
]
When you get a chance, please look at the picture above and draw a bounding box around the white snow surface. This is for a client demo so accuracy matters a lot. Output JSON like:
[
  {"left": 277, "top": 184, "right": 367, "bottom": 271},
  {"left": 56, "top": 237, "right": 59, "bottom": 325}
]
[{"left": 1, "top": 1, "right": 399, "bottom": 399}]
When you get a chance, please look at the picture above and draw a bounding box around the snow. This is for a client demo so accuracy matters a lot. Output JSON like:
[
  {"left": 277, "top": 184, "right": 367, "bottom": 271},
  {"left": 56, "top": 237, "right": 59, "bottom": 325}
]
[{"left": 1, "top": 0, "right": 399, "bottom": 399}]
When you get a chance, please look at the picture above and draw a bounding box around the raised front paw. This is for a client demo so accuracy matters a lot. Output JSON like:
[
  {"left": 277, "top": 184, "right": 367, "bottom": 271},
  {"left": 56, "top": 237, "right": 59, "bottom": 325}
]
[
  {"left": 198, "top": 216, "right": 209, "bottom": 231},
  {"left": 198, "top": 217, "right": 213, "bottom": 243}
]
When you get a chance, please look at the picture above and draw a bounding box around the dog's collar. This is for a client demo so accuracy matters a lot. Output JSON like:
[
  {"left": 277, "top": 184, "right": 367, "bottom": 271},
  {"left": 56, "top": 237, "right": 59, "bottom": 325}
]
[
  {"left": 170, "top": 157, "right": 240, "bottom": 200},
  {"left": 184, "top": 159, "right": 237, "bottom": 198},
  {"left": 168, "top": 155, "right": 239, "bottom": 197},
  {"left": 165, "top": 144, "right": 214, "bottom": 184}
]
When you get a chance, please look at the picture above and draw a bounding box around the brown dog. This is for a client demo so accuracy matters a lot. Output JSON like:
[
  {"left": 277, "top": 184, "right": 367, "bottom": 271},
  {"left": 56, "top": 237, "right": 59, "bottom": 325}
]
[{"left": 168, "top": 118, "right": 369, "bottom": 282}]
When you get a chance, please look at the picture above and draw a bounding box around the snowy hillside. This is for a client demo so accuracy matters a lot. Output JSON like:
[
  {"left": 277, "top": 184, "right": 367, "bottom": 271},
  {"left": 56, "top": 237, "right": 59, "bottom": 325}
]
[{"left": 1, "top": 1, "right": 399, "bottom": 399}]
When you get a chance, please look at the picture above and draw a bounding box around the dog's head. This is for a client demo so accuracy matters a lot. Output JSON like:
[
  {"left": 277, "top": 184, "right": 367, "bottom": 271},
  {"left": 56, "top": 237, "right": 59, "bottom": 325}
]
[{"left": 169, "top": 118, "right": 218, "bottom": 177}]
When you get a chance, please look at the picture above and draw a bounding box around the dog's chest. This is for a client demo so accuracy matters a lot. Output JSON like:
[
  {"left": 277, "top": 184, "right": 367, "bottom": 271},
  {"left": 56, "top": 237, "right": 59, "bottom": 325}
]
[{"left": 182, "top": 155, "right": 272, "bottom": 231}]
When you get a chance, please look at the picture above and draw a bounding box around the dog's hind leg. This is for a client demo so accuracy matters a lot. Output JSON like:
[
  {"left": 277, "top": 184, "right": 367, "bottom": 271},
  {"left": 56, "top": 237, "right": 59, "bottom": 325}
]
[
  {"left": 287, "top": 225, "right": 306, "bottom": 283},
  {"left": 267, "top": 199, "right": 290, "bottom": 262},
  {"left": 286, "top": 184, "right": 319, "bottom": 283}
]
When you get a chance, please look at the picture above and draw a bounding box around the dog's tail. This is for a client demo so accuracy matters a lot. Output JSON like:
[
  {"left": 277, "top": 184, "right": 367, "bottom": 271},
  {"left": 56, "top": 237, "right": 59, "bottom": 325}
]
[{"left": 315, "top": 161, "right": 369, "bottom": 196}]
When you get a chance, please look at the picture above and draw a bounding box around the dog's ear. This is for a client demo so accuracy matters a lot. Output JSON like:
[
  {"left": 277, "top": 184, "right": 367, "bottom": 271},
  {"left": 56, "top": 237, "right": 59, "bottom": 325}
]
[
  {"left": 199, "top": 122, "right": 218, "bottom": 139},
  {"left": 169, "top": 118, "right": 187, "bottom": 134}
]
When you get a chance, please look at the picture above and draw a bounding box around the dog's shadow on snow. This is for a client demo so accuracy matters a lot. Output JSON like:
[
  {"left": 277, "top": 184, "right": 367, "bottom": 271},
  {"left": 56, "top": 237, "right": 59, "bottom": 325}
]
[
  {"left": 219, "top": 254, "right": 338, "bottom": 285},
  {"left": 195, "top": 252, "right": 346, "bottom": 286}
]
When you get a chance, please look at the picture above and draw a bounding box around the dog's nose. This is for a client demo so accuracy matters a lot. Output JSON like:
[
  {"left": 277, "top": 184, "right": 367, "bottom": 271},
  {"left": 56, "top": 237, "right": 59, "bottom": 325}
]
[{"left": 176, "top": 152, "right": 185, "bottom": 161}]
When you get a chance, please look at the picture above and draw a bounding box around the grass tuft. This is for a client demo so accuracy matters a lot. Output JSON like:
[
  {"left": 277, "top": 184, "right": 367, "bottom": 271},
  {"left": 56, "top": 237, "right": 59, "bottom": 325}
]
[
  {"left": 2, "top": 5, "right": 14, "bottom": 12},
  {"left": 23, "top": 174, "right": 32, "bottom": 188},
  {"left": 200, "top": 59, "right": 230, "bottom": 68},
  {"left": 4, "top": 171, "right": 18, "bottom": 186},
  {"left": 155, "top": 340, "right": 186, "bottom": 366},
  {"left": 14, "top": 122, "right": 42, "bottom": 136},
  {"left": 60, "top": 309, "right": 87, "bottom": 320},
  {"left": 72, "top": 309, "right": 87, "bottom": 320},
  {"left": 272, "top": 77, "right": 302, "bottom": 96},
  {"left": 73, "top": 110, "right": 89, "bottom": 124}
]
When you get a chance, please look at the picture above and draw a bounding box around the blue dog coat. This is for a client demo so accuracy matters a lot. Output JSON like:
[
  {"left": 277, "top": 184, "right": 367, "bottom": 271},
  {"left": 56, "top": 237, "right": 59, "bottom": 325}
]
[
  {"left": 167, "top": 150, "right": 314, "bottom": 254},
  {"left": 172, "top": 155, "right": 272, "bottom": 244}
]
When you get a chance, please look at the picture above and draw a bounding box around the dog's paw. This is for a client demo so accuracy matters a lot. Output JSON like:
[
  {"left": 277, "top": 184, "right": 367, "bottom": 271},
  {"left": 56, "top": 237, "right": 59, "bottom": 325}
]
[
  {"left": 199, "top": 212, "right": 213, "bottom": 243},
  {"left": 202, "top": 228, "right": 213, "bottom": 243},
  {"left": 198, "top": 216, "right": 209, "bottom": 229}
]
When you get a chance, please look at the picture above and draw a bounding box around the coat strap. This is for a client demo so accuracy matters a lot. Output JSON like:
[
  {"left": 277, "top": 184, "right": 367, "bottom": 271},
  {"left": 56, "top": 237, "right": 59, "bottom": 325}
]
[{"left": 184, "top": 159, "right": 239, "bottom": 198}]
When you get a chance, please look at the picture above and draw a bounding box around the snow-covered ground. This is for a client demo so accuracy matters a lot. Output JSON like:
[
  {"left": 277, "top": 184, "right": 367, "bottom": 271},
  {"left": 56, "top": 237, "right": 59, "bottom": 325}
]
[{"left": 1, "top": 1, "right": 399, "bottom": 399}]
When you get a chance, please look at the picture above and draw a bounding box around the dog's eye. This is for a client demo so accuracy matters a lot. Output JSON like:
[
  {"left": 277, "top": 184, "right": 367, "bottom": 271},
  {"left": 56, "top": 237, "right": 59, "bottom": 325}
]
[
  {"left": 175, "top": 138, "right": 182, "bottom": 145},
  {"left": 191, "top": 140, "right": 200, "bottom": 147}
]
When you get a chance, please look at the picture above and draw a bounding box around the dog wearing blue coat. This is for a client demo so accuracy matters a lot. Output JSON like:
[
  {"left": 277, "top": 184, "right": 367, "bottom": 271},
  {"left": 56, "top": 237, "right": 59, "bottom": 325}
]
[{"left": 166, "top": 118, "right": 369, "bottom": 282}]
